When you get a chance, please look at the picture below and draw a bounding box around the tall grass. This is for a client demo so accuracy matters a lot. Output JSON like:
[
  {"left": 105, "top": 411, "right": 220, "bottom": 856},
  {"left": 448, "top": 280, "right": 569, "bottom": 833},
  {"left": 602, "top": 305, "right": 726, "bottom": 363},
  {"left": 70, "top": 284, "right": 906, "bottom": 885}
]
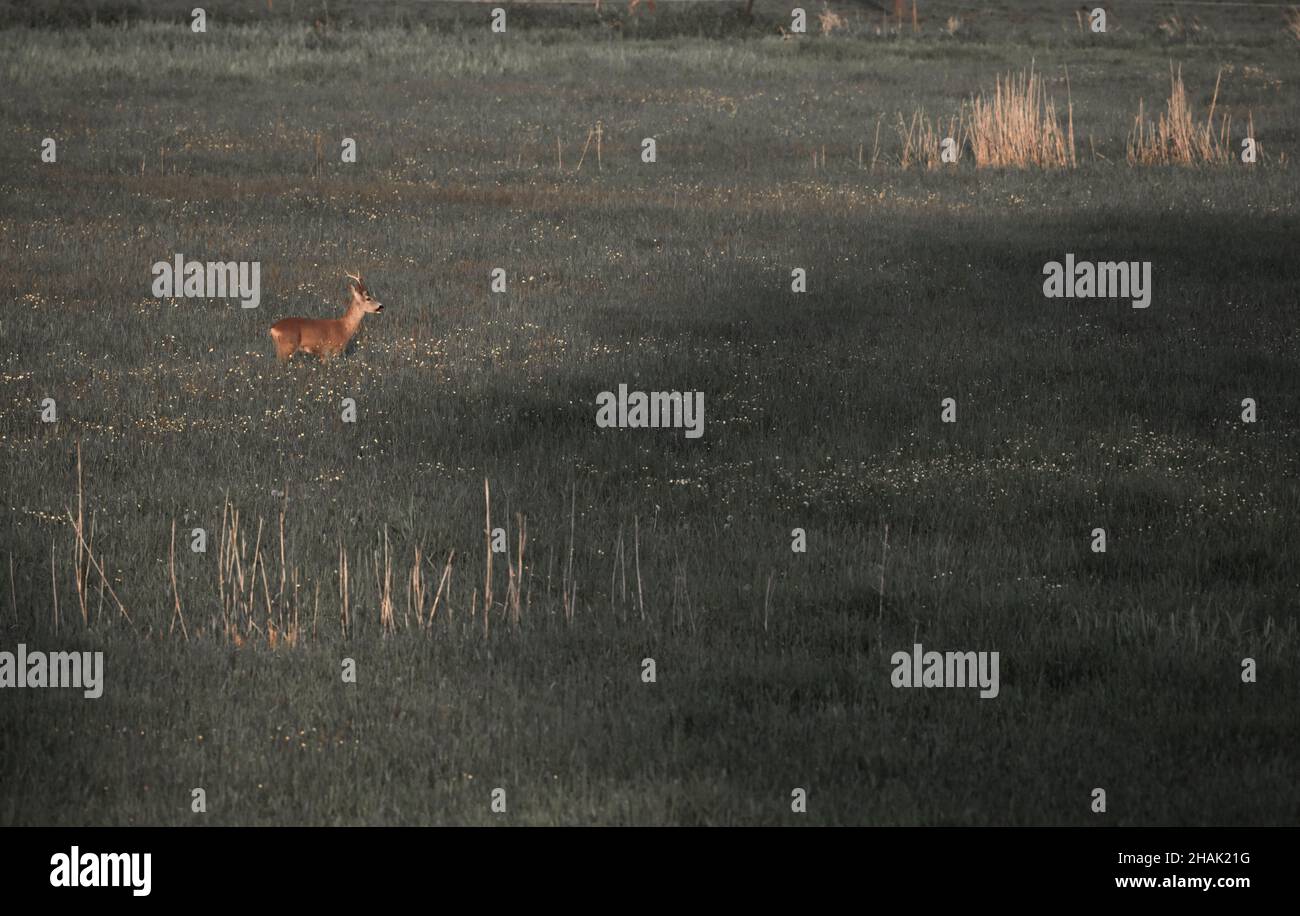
[
  {"left": 965, "top": 67, "right": 1075, "bottom": 169},
  {"left": 50, "top": 446, "right": 584, "bottom": 648},
  {"left": 895, "top": 109, "right": 963, "bottom": 169},
  {"left": 892, "top": 67, "right": 1075, "bottom": 170},
  {"left": 891, "top": 65, "right": 1256, "bottom": 171},
  {"left": 1127, "top": 66, "right": 1234, "bottom": 166}
]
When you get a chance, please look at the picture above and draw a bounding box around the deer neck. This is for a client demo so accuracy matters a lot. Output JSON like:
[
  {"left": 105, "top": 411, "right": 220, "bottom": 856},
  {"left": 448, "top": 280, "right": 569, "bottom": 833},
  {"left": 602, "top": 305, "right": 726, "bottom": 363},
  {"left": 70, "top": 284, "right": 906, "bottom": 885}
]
[{"left": 340, "top": 302, "right": 366, "bottom": 337}]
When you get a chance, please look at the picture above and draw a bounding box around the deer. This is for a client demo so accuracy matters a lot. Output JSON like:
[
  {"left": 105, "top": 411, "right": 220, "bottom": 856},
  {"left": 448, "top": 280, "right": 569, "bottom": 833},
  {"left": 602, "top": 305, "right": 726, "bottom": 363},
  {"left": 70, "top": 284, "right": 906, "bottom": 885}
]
[{"left": 269, "top": 272, "right": 383, "bottom": 362}]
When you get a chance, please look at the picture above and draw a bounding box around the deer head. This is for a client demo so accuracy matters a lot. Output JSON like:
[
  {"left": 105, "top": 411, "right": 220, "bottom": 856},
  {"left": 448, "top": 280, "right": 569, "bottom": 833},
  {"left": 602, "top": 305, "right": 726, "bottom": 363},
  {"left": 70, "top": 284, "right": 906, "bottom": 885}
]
[{"left": 345, "top": 271, "right": 383, "bottom": 314}]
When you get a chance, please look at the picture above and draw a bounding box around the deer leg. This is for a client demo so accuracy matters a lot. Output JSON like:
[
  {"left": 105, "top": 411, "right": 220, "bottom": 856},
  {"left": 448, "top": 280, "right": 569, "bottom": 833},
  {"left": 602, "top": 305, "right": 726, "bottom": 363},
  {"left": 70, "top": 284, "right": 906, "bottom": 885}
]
[{"left": 271, "top": 330, "right": 291, "bottom": 361}]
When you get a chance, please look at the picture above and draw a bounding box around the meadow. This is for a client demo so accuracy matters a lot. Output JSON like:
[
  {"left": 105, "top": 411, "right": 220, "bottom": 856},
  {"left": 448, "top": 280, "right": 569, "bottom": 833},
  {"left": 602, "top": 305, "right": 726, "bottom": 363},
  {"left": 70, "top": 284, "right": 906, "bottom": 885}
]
[{"left": 0, "top": 0, "right": 1298, "bottom": 825}]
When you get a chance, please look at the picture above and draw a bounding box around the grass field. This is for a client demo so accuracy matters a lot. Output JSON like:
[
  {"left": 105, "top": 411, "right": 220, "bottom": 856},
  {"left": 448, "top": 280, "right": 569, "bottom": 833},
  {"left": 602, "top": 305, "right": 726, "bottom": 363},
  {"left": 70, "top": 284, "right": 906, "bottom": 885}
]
[{"left": 1, "top": 0, "right": 1298, "bottom": 825}]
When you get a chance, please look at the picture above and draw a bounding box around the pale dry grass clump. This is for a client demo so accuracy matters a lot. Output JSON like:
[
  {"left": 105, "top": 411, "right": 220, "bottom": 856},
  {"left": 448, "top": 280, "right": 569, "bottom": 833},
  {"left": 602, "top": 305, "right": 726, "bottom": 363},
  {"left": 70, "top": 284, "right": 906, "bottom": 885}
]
[
  {"left": 896, "top": 110, "right": 964, "bottom": 169},
  {"left": 1157, "top": 14, "right": 1202, "bottom": 40},
  {"left": 819, "top": 7, "right": 848, "bottom": 35},
  {"left": 1127, "top": 66, "right": 1234, "bottom": 166},
  {"left": 1285, "top": 7, "right": 1300, "bottom": 42},
  {"left": 965, "top": 66, "right": 1076, "bottom": 169}
]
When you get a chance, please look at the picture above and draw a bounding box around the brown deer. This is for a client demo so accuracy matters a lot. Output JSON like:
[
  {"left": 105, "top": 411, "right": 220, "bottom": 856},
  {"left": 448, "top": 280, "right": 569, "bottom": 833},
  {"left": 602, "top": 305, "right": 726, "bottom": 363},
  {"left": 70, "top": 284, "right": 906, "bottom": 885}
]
[{"left": 269, "top": 272, "right": 383, "bottom": 361}]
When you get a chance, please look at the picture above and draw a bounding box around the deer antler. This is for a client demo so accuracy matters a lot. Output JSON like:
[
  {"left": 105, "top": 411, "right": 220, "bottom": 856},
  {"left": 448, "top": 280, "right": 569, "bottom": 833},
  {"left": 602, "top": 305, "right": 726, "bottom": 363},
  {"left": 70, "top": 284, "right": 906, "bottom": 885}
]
[{"left": 344, "top": 270, "right": 362, "bottom": 284}]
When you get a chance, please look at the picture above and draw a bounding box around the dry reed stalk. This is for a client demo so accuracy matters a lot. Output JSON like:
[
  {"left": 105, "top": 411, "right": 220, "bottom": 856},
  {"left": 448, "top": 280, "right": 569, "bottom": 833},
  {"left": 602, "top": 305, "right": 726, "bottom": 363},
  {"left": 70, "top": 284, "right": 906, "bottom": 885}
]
[
  {"left": 618, "top": 525, "right": 628, "bottom": 619},
  {"left": 610, "top": 529, "right": 619, "bottom": 619},
  {"left": 338, "top": 541, "right": 350, "bottom": 638},
  {"left": 278, "top": 508, "right": 286, "bottom": 606},
  {"left": 877, "top": 523, "right": 889, "bottom": 651},
  {"left": 575, "top": 128, "right": 593, "bottom": 173},
  {"left": 671, "top": 548, "right": 681, "bottom": 629},
  {"left": 83, "top": 509, "right": 97, "bottom": 626},
  {"left": 676, "top": 545, "right": 696, "bottom": 631},
  {"left": 426, "top": 551, "right": 453, "bottom": 627},
  {"left": 247, "top": 518, "right": 264, "bottom": 619},
  {"left": 502, "top": 510, "right": 514, "bottom": 626},
  {"left": 1065, "top": 64, "right": 1076, "bottom": 168},
  {"left": 563, "top": 483, "right": 577, "bottom": 623},
  {"left": 50, "top": 538, "right": 58, "bottom": 634},
  {"left": 230, "top": 510, "right": 245, "bottom": 615},
  {"left": 525, "top": 544, "right": 533, "bottom": 620},
  {"left": 545, "top": 546, "right": 553, "bottom": 615},
  {"left": 63, "top": 509, "right": 130, "bottom": 624},
  {"left": 259, "top": 559, "right": 273, "bottom": 635},
  {"left": 217, "top": 495, "right": 228, "bottom": 615},
  {"left": 73, "top": 443, "right": 86, "bottom": 626},
  {"left": 483, "top": 478, "right": 493, "bottom": 625},
  {"left": 612, "top": 525, "right": 628, "bottom": 621},
  {"left": 409, "top": 545, "right": 425, "bottom": 626},
  {"left": 510, "top": 513, "right": 527, "bottom": 630},
  {"left": 634, "top": 514, "right": 644, "bottom": 622},
  {"left": 168, "top": 520, "right": 189, "bottom": 640},
  {"left": 378, "top": 527, "right": 394, "bottom": 634},
  {"left": 518, "top": 514, "right": 528, "bottom": 627},
  {"left": 291, "top": 567, "right": 300, "bottom": 644},
  {"left": 221, "top": 503, "right": 239, "bottom": 637}
]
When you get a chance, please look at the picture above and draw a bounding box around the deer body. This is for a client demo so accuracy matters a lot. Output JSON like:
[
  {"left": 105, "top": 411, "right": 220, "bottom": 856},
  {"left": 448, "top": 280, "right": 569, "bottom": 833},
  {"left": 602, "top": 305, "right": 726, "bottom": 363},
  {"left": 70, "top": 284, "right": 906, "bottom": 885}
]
[{"left": 270, "top": 273, "right": 382, "bottom": 361}]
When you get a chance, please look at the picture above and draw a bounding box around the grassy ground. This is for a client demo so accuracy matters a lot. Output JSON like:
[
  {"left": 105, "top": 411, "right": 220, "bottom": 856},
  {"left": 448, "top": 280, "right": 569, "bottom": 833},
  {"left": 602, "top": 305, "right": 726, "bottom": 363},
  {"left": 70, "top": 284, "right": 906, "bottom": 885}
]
[{"left": 1, "top": 2, "right": 1298, "bottom": 825}]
